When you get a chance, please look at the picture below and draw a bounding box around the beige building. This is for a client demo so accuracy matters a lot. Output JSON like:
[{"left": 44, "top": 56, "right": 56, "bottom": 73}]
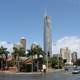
[
  {"left": 31, "top": 42, "right": 38, "bottom": 49},
  {"left": 13, "top": 43, "right": 22, "bottom": 49},
  {"left": 60, "top": 47, "right": 72, "bottom": 65},
  {"left": 20, "top": 37, "right": 26, "bottom": 51}
]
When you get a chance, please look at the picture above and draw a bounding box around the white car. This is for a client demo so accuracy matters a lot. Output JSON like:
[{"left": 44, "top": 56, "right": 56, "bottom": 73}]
[{"left": 72, "top": 68, "right": 80, "bottom": 74}]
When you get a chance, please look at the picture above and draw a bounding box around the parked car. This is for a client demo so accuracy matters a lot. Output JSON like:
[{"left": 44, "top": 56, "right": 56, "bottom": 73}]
[{"left": 72, "top": 68, "right": 80, "bottom": 74}]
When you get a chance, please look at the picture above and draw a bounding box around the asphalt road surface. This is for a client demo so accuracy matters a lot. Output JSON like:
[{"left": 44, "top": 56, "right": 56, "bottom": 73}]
[{"left": 0, "top": 71, "right": 80, "bottom": 80}]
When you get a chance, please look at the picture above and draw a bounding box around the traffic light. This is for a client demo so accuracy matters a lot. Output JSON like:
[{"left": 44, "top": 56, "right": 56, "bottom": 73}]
[{"left": 48, "top": 51, "right": 50, "bottom": 57}]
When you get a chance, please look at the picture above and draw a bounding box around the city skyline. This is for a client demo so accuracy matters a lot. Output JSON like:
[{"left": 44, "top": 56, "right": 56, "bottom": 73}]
[{"left": 0, "top": 0, "right": 80, "bottom": 56}]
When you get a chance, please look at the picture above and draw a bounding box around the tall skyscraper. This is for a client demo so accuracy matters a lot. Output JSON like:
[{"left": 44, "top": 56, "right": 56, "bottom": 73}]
[
  {"left": 72, "top": 52, "right": 77, "bottom": 64},
  {"left": 20, "top": 37, "right": 26, "bottom": 51},
  {"left": 43, "top": 14, "right": 52, "bottom": 56}
]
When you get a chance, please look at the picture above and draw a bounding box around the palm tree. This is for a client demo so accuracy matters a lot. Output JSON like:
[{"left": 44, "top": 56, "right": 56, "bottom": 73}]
[
  {"left": 0, "top": 46, "right": 9, "bottom": 70},
  {"left": 27, "top": 45, "right": 45, "bottom": 72},
  {"left": 12, "top": 47, "right": 26, "bottom": 72},
  {"left": 27, "top": 48, "right": 35, "bottom": 72},
  {"left": 34, "top": 45, "right": 45, "bottom": 71}
]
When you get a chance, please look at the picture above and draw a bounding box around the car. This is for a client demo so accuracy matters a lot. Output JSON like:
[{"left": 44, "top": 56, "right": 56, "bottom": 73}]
[
  {"left": 72, "top": 70, "right": 80, "bottom": 74},
  {"left": 72, "top": 68, "right": 80, "bottom": 74}
]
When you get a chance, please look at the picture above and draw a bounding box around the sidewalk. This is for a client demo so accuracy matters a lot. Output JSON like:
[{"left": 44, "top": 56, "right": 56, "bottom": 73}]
[
  {"left": 0, "top": 70, "right": 42, "bottom": 75},
  {"left": 0, "top": 69, "right": 62, "bottom": 75}
]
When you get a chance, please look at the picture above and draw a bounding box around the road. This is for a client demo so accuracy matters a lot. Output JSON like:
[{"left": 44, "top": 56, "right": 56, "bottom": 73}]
[{"left": 0, "top": 71, "right": 80, "bottom": 80}]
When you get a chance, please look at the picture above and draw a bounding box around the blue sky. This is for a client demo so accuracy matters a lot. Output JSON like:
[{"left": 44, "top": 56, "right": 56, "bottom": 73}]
[{"left": 0, "top": 0, "right": 80, "bottom": 48}]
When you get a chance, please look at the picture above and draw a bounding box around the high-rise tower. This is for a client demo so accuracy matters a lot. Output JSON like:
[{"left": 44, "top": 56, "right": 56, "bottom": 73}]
[
  {"left": 43, "top": 14, "right": 52, "bottom": 56},
  {"left": 60, "top": 47, "right": 72, "bottom": 64},
  {"left": 20, "top": 37, "right": 26, "bottom": 51}
]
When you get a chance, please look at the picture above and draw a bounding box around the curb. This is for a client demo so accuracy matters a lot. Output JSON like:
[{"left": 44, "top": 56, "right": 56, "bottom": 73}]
[{"left": 0, "top": 69, "right": 62, "bottom": 75}]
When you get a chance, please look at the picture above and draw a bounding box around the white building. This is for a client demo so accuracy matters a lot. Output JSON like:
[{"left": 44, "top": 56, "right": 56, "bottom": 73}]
[{"left": 60, "top": 47, "right": 72, "bottom": 65}]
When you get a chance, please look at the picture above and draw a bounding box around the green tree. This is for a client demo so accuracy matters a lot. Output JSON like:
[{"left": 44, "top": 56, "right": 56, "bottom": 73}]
[
  {"left": 51, "top": 56, "right": 63, "bottom": 69},
  {"left": 12, "top": 47, "right": 26, "bottom": 72},
  {"left": 27, "top": 45, "right": 45, "bottom": 72},
  {"left": 27, "top": 45, "right": 45, "bottom": 57},
  {"left": 0, "top": 46, "right": 9, "bottom": 70},
  {"left": 12, "top": 47, "right": 26, "bottom": 58}
]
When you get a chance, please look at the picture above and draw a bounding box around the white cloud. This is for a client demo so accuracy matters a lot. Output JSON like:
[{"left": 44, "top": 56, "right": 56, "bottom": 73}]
[
  {"left": 52, "top": 36, "right": 80, "bottom": 58},
  {"left": 0, "top": 41, "right": 13, "bottom": 53}
]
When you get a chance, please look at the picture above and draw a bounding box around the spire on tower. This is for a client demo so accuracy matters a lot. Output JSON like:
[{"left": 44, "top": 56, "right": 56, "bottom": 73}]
[{"left": 44, "top": 8, "right": 47, "bottom": 17}]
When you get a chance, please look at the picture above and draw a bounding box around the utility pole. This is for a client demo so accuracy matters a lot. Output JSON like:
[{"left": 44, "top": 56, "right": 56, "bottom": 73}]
[
  {"left": 32, "top": 55, "right": 33, "bottom": 72},
  {"left": 16, "top": 52, "right": 20, "bottom": 72},
  {"left": 46, "top": 53, "right": 48, "bottom": 72},
  {"left": 57, "top": 54, "right": 59, "bottom": 69}
]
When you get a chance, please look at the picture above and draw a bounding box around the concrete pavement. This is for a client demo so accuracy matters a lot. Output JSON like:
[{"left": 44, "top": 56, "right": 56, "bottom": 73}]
[{"left": 0, "top": 69, "right": 62, "bottom": 75}]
